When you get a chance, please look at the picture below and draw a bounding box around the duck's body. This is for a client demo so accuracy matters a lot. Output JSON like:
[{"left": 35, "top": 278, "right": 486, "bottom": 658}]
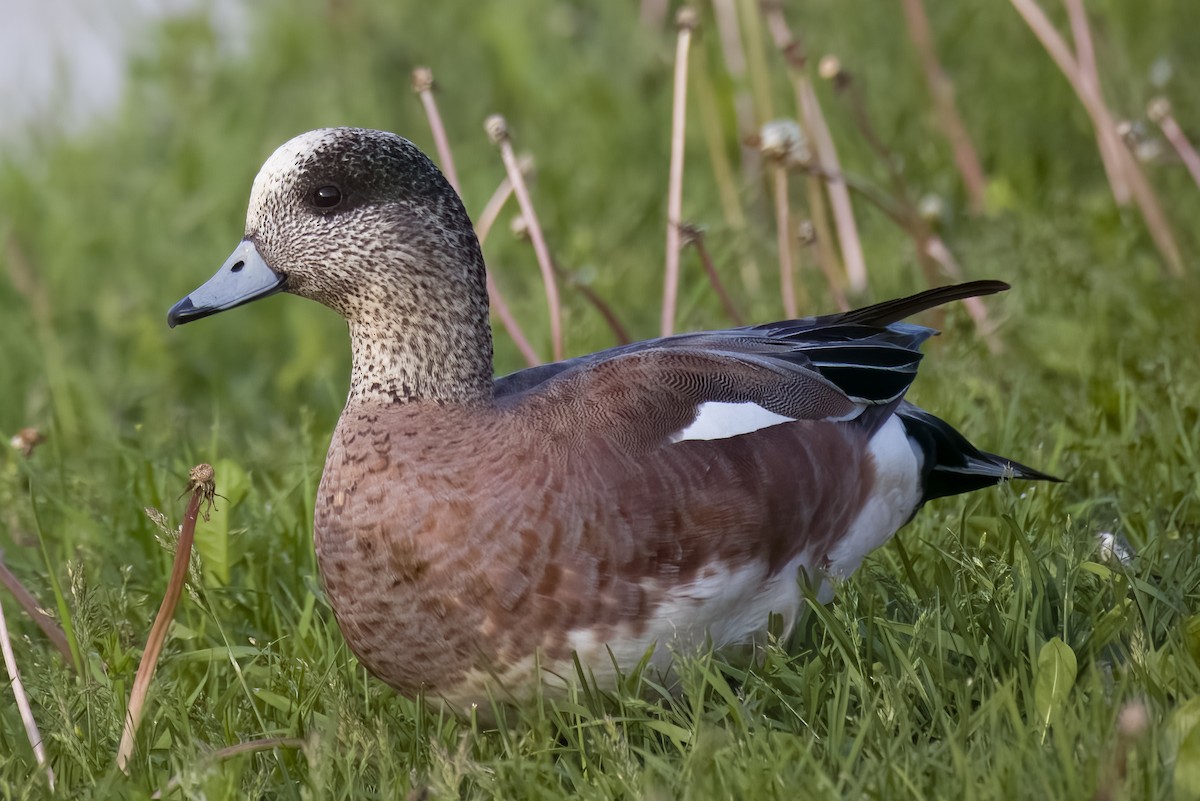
[{"left": 168, "top": 128, "right": 1057, "bottom": 710}]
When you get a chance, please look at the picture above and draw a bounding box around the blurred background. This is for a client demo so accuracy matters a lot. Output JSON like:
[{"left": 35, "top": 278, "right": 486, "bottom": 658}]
[{"left": 1, "top": 0, "right": 1199, "bottom": 795}]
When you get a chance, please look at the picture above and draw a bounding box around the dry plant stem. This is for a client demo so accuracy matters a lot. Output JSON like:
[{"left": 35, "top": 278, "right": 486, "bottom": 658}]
[
  {"left": 834, "top": 71, "right": 913, "bottom": 204},
  {"left": 474, "top": 175, "right": 541, "bottom": 367},
  {"left": 0, "top": 557, "right": 72, "bottom": 665},
  {"left": 476, "top": 178, "right": 516, "bottom": 246},
  {"left": 683, "top": 226, "right": 744, "bottom": 324},
  {"left": 1150, "top": 100, "right": 1200, "bottom": 190},
  {"left": 151, "top": 737, "right": 307, "bottom": 799},
  {"left": 117, "top": 465, "right": 214, "bottom": 773},
  {"left": 924, "top": 235, "right": 1001, "bottom": 352},
  {"left": 803, "top": 174, "right": 842, "bottom": 292},
  {"left": 485, "top": 273, "right": 540, "bottom": 368},
  {"left": 554, "top": 264, "right": 632, "bottom": 345},
  {"left": 1008, "top": 0, "right": 1183, "bottom": 275},
  {"left": 826, "top": 70, "right": 999, "bottom": 348},
  {"left": 763, "top": 5, "right": 868, "bottom": 293},
  {"left": 661, "top": 9, "right": 696, "bottom": 337},
  {"left": 772, "top": 165, "right": 798, "bottom": 317},
  {"left": 737, "top": 0, "right": 775, "bottom": 123},
  {"left": 804, "top": 226, "right": 849, "bottom": 312},
  {"left": 487, "top": 118, "right": 564, "bottom": 361},
  {"left": 802, "top": 162, "right": 1001, "bottom": 349},
  {"left": 413, "top": 72, "right": 538, "bottom": 367},
  {"left": 693, "top": 45, "right": 762, "bottom": 294},
  {"left": 1062, "top": 0, "right": 1131, "bottom": 206},
  {"left": 899, "top": 0, "right": 988, "bottom": 214},
  {"left": 711, "top": 0, "right": 767, "bottom": 225},
  {"left": 0, "top": 598, "right": 53, "bottom": 790},
  {"left": 412, "top": 67, "right": 462, "bottom": 194}
]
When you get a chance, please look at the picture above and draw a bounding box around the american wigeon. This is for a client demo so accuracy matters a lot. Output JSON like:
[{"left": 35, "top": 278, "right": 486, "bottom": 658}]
[{"left": 168, "top": 128, "right": 1057, "bottom": 710}]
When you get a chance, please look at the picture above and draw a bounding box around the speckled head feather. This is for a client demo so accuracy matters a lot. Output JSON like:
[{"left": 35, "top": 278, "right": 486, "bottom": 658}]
[
  {"left": 168, "top": 127, "right": 1059, "bottom": 713},
  {"left": 248, "top": 128, "right": 493, "bottom": 405}
]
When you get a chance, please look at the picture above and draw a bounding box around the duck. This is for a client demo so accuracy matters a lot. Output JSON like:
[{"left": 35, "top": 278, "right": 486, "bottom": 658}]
[{"left": 167, "top": 127, "right": 1057, "bottom": 711}]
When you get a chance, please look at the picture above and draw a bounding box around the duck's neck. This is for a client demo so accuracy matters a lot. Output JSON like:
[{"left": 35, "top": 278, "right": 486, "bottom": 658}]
[{"left": 344, "top": 261, "right": 494, "bottom": 408}]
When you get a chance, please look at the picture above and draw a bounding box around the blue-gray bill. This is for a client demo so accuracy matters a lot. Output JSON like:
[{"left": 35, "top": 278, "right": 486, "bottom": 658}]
[{"left": 167, "top": 239, "right": 285, "bottom": 328}]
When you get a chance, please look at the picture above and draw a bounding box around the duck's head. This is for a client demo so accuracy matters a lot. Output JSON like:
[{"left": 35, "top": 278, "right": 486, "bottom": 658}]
[{"left": 167, "top": 127, "right": 488, "bottom": 329}]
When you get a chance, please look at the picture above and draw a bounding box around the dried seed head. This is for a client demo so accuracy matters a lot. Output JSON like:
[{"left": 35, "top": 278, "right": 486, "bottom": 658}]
[
  {"left": 1117, "top": 701, "right": 1149, "bottom": 738},
  {"left": 485, "top": 114, "right": 510, "bottom": 145},
  {"left": 677, "top": 221, "right": 705, "bottom": 246},
  {"left": 510, "top": 215, "right": 530, "bottom": 241},
  {"left": 1147, "top": 96, "right": 1171, "bottom": 124},
  {"left": 187, "top": 463, "right": 217, "bottom": 521},
  {"left": 515, "top": 153, "right": 536, "bottom": 180},
  {"left": 411, "top": 66, "right": 434, "bottom": 94},
  {"left": 917, "top": 193, "right": 946, "bottom": 224},
  {"left": 797, "top": 220, "right": 816, "bottom": 245},
  {"left": 758, "top": 120, "right": 810, "bottom": 168},
  {"left": 9, "top": 427, "right": 45, "bottom": 458},
  {"left": 675, "top": 6, "right": 698, "bottom": 31},
  {"left": 818, "top": 55, "right": 842, "bottom": 81}
]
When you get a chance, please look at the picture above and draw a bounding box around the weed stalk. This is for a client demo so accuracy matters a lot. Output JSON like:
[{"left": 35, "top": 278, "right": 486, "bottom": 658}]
[
  {"left": 0, "top": 597, "right": 53, "bottom": 790},
  {"left": 1149, "top": 97, "right": 1200, "bottom": 191},
  {"left": 762, "top": 3, "right": 868, "bottom": 293},
  {"left": 486, "top": 115, "right": 565, "bottom": 360},
  {"left": 900, "top": 0, "right": 988, "bottom": 214},
  {"left": 116, "top": 464, "right": 215, "bottom": 773},
  {"left": 662, "top": 7, "right": 698, "bottom": 336},
  {"left": 1008, "top": 0, "right": 1183, "bottom": 275}
]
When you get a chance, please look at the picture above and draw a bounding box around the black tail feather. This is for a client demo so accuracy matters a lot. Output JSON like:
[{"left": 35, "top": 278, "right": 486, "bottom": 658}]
[{"left": 896, "top": 402, "right": 1062, "bottom": 502}]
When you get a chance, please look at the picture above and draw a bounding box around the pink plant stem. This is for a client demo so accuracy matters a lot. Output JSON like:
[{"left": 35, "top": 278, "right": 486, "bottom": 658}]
[
  {"left": 900, "top": 0, "right": 989, "bottom": 214},
  {"left": 772, "top": 165, "right": 798, "bottom": 317},
  {"left": 486, "top": 271, "right": 541, "bottom": 368},
  {"left": 487, "top": 116, "right": 564, "bottom": 361},
  {"left": 685, "top": 228, "right": 744, "bottom": 325},
  {"left": 473, "top": 175, "right": 541, "bottom": 367},
  {"left": 0, "top": 598, "right": 53, "bottom": 790},
  {"left": 412, "top": 67, "right": 462, "bottom": 194},
  {"left": 802, "top": 223, "right": 849, "bottom": 312},
  {"left": 118, "top": 465, "right": 213, "bottom": 773},
  {"left": 1009, "top": 0, "right": 1183, "bottom": 276},
  {"left": 413, "top": 70, "right": 539, "bottom": 366},
  {"left": 763, "top": 5, "right": 869, "bottom": 294},
  {"left": 662, "top": 8, "right": 697, "bottom": 337},
  {"left": 1062, "top": 0, "right": 1131, "bottom": 206},
  {"left": 1150, "top": 99, "right": 1200, "bottom": 191},
  {"left": 924, "top": 235, "right": 1001, "bottom": 353},
  {"left": 711, "top": 0, "right": 766, "bottom": 237},
  {"left": 0, "top": 557, "right": 72, "bottom": 665}
]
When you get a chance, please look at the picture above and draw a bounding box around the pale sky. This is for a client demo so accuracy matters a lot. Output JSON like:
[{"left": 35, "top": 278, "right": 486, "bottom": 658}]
[{"left": 0, "top": 0, "right": 246, "bottom": 140}]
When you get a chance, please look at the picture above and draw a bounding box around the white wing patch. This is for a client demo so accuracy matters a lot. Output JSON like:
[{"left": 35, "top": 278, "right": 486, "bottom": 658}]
[
  {"left": 670, "top": 401, "right": 795, "bottom": 443},
  {"left": 825, "top": 415, "right": 922, "bottom": 577}
]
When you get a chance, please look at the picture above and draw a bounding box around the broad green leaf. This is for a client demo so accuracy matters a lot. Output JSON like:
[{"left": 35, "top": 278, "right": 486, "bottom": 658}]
[{"left": 1034, "top": 637, "right": 1077, "bottom": 736}]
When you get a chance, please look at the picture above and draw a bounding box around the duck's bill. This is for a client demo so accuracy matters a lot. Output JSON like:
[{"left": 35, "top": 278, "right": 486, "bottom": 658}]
[{"left": 167, "top": 239, "right": 286, "bottom": 327}]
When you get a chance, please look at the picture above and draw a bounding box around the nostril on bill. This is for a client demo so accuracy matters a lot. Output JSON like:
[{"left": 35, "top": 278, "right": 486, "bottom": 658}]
[{"left": 231, "top": 261, "right": 245, "bottom": 272}]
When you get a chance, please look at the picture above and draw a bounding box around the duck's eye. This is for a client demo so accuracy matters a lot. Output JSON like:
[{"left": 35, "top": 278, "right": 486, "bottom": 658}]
[{"left": 312, "top": 185, "right": 343, "bottom": 209}]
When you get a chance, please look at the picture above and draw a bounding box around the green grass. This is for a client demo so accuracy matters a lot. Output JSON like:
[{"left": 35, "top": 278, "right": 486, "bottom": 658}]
[{"left": 2, "top": 0, "right": 1200, "bottom": 797}]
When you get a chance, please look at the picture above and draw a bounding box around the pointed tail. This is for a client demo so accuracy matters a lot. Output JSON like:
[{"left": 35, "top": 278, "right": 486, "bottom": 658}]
[{"left": 896, "top": 402, "right": 1062, "bottom": 502}]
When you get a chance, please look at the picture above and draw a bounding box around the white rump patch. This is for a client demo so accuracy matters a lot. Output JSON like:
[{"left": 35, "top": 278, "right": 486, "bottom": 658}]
[
  {"left": 826, "top": 415, "right": 922, "bottom": 577},
  {"left": 669, "top": 401, "right": 795, "bottom": 443}
]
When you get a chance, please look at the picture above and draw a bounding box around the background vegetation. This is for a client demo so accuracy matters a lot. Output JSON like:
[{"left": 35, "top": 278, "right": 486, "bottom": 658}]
[{"left": 1, "top": 0, "right": 1199, "bottom": 797}]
